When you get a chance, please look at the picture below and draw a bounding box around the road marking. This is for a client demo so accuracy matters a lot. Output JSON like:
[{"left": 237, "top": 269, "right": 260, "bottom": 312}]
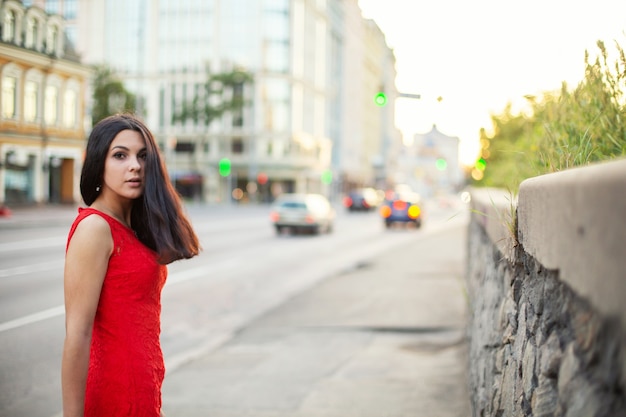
[
  {"left": 0, "top": 305, "right": 65, "bottom": 332},
  {"left": 0, "top": 260, "right": 64, "bottom": 278},
  {"left": 0, "top": 259, "right": 240, "bottom": 333},
  {"left": 164, "top": 257, "right": 239, "bottom": 287},
  {"left": 0, "top": 236, "right": 63, "bottom": 252}
]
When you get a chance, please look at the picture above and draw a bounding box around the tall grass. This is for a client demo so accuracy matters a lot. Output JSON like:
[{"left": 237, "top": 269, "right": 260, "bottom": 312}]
[{"left": 474, "top": 38, "right": 626, "bottom": 190}]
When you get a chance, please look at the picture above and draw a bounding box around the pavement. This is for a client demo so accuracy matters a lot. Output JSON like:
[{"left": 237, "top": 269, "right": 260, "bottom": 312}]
[
  {"left": 3, "top": 203, "right": 472, "bottom": 417},
  {"left": 161, "top": 219, "right": 471, "bottom": 417}
]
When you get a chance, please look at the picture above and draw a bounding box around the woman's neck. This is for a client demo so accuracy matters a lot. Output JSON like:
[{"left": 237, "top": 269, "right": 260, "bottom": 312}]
[{"left": 91, "top": 198, "right": 133, "bottom": 228}]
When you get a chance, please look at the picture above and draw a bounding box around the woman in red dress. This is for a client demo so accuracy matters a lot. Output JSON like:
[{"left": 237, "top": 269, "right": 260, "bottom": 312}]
[{"left": 62, "top": 114, "right": 200, "bottom": 417}]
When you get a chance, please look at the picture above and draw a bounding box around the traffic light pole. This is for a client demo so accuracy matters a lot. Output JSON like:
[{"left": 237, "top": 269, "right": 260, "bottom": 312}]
[{"left": 397, "top": 92, "right": 421, "bottom": 100}]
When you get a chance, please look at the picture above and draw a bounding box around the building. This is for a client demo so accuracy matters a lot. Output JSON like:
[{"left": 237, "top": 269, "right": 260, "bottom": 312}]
[
  {"left": 0, "top": 0, "right": 91, "bottom": 206},
  {"left": 397, "top": 124, "right": 464, "bottom": 198},
  {"left": 338, "top": 2, "right": 402, "bottom": 193},
  {"left": 47, "top": 0, "right": 400, "bottom": 204}
]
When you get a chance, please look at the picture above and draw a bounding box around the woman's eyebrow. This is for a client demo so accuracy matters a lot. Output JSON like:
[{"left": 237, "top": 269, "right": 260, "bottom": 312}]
[{"left": 111, "top": 145, "right": 147, "bottom": 151}]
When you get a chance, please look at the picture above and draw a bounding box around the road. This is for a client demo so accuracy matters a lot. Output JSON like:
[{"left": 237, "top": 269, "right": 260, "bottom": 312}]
[{"left": 0, "top": 198, "right": 468, "bottom": 417}]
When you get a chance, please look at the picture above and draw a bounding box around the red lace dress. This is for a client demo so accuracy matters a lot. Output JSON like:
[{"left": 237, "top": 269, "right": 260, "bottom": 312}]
[{"left": 66, "top": 208, "right": 168, "bottom": 417}]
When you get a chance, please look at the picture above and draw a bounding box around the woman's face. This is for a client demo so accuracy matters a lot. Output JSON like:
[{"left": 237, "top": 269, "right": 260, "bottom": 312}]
[{"left": 101, "top": 129, "right": 147, "bottom": 201}]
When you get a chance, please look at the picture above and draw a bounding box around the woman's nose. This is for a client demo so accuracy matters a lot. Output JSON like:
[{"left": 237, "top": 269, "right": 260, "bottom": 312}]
[{"left": 129, "top": 155, "right": 142, "bottom": 171}]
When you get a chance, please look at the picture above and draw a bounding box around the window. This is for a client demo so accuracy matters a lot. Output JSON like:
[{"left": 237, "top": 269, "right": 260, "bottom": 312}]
[
  {"left": 45, "top": 0, "right": 59, "bottom": 15},
  {"left": 264, "top": 0, "right": 289, "bottom": 12},
  {"left": 2, "top": 76, "right": 17, "bottom": 118},
  {"left": 45, "top": 85, "right": 58, "bottom": 125},
  {"left": 232, "top": 138, "right": 244, "bottom": 154},
  {"left": 264, "top": 42, "right": 289, "bottom": 73},
  {"left": 3, "top": 10, "right": 15, "bottom": 42},
  {"left": 63, "top": 0, "right": 78, "bottom": 19},
  {"left": 65, "top": 26, "right": 77, "bottom": 47},
  {"left": 159, "top": 87, "right": 165, "bottom": 127},
  {"left": 26, "top": 17, "right": 38, "bottom": 49},
  {"left": 232, "top": 109, "right": 243, "bottom": 127},
  {"left": 24, "top": 81, "right": 39, "bottom": 122},
  {"left": 232, "top": 82, "right": 244, "bottom": 127},
  {"left": 47, "top": 25, "right": 59, "bottom": 54},
  {"left": 63, "top": 89, "right": 76, "bottom": 127},
  {"left": 175, "top": 142, "right": 195, "bottom": 153},
  {"left": 262, "top": 79, "right": 290, "bottom": 131}
]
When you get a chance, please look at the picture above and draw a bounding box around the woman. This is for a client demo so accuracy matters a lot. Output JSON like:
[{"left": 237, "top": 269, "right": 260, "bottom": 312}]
[{"left": 62, "top": 113, "right": 200, "bottom": 417}]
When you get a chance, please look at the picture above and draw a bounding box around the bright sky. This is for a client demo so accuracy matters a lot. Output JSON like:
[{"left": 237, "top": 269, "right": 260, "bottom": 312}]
[{"left": 358, "top": 0, "right": 626, "bottom": 165}]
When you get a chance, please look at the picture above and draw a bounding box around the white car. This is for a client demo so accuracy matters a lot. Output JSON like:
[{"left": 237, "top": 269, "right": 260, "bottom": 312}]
[{"left": 270, "top": 193, "right": 335, "bottom": 235}]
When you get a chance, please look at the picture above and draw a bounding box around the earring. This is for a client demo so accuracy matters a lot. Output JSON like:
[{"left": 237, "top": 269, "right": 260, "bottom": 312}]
[{"left": 96, "top": 185, "right": 101, "bottom": 192}]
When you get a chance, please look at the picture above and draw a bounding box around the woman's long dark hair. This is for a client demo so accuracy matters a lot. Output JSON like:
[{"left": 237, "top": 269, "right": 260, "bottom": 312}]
[{"left": 80, "top": 113, "right": 200, "bottom": 264}]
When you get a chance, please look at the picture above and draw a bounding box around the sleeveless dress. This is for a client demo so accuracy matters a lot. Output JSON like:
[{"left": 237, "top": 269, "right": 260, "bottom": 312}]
[{"left": 66, "top": 207, "right": 168, "bottom": 417}]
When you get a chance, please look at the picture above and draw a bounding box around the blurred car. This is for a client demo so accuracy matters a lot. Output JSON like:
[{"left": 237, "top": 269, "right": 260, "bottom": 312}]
[
  {"left": 379, "top": 191, "right": 423, "bottom": 229},
  {"left": 343, "top": 188, "right": 379, "bottom": 211},
  {"left": 270, "top": 193, "right": 335, "bottom": 235}
]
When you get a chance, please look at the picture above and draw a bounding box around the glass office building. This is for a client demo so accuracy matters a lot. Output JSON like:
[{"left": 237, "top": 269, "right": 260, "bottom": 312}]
[{"left": 71, "top": 0, "right": 398, "bottom": 203}]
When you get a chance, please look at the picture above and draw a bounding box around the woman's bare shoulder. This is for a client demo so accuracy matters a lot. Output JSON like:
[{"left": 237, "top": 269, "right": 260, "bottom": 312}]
[{"left": 69, "top": 213, "right": 113, "bottom": 251}]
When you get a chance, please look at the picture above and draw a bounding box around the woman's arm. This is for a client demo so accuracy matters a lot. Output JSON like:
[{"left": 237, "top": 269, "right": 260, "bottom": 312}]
[{"left": 61, "top": 215, "right": 112, "bottom": 417}]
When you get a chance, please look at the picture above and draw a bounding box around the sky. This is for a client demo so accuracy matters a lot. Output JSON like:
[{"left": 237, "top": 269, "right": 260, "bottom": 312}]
[{"left": 358, "top": 0, "right": 626, "bottom": 165}]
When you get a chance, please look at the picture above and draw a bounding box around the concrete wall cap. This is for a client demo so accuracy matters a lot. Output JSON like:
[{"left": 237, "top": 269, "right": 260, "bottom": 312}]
[{"left": 518, "top": 158, "right": 626, "bottom": 328}]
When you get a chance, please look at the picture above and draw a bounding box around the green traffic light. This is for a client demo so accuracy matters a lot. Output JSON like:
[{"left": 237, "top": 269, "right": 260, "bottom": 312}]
[
  {"left": 435, "top": 158, "right": 447, "bottom": 171},
  {"left": 374, "top": 92, "right": 387, "bottom": 106},
  {"left": 218, "top": 158, "right": 231, "bottom": 177},
  {"left": 321, "top": 170, "right": 333, "bottom": 184}
]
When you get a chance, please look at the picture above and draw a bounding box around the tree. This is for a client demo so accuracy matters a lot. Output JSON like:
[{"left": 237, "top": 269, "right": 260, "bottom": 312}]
[
  {"left": 474, "top": 37, "right": 626, "bottom": 190},
  {"left": 172, "top": 68, "right": 253, "bottom": 128},
  {"left": 477, "top": 102, "right": 545, "bottom": 190},
  {"left": 91, "top": 65, "right": 137, "bottom": 125}
]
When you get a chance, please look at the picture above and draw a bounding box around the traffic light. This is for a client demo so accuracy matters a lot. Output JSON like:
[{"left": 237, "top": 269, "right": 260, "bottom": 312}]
[
  {"left": 321, "top": 170, "right": 333, "bottom": 185},
  {"left": 435, "top": 158, "right": 447, "bottom": 171},
  {"left": 218, "top": 158, "right": 231, "bottom": 177},
  {"left": 475, "top": 157, "right": 486, "bottom": 171},
  {"left": 374, "top": 92, "right": 387, "bottom": 107}
]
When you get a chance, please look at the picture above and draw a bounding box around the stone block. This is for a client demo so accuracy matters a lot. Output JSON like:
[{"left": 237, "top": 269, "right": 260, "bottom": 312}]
[
  {"left": 522, "top": 338, "right": 537, "bottom": 399},
  {"left": 531, "top": 377, "right": 558, "bottom": 417},
  {"left": 557, "top": 344, "right": 580, "bottom": 397},
  {"left": 539, "top": 332, "right": 562, "bottom": 378}
]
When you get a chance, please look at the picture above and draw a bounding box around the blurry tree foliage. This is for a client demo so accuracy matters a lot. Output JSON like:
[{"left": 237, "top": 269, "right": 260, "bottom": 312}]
[
  {"left": 475, "top": 39, "right": 626, "bottom": 190},
  {"left": 172, "top": 68, "right": 253, "bottom": 128},
  {"left": 91, "top": 65, "right": 137, "bottom": 125}
]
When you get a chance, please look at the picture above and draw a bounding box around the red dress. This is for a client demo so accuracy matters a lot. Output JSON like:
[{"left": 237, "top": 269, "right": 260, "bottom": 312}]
[{"left": 66, "top": 208, "right": 168, "bottom": 417}]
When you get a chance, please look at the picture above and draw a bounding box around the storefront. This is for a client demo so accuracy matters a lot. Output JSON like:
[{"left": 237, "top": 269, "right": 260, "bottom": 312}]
[
  {"left": 0, "top": 146, "right": 80, "bottom": 206},
  {"left": 170, "top": 171, "right": 204, "bottom": 201},
  {"left": 3, "top": 150, "right": 35, "bottom": 205}
]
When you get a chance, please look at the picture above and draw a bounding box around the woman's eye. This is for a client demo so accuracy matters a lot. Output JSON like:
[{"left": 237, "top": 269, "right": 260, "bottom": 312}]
[
  {"left": 113, "top": 152, "right": 126, "bottom": 159},
  {"left": 139, "top": 153, "right": 147, "bottom": 160}
]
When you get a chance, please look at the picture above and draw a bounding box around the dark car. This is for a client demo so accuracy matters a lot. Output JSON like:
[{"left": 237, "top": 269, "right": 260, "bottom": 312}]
[
  {"left": 379, "top": 191, "right": 423, "bottom": 228},
  {"left": 343, "top": 188, "right": 379, "bottom": 211},
  {"left": 270, "top": 193, "right": 335, "bottom": 235}
]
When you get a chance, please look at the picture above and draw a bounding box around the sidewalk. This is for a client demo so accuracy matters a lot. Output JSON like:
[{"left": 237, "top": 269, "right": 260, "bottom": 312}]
[{"left": 161, "top": 223, "right": 471, "bottom": 417}]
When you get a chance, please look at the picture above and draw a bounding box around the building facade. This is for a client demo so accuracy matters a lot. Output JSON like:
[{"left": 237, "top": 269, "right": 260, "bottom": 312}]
[
  {"left": 337, "top": 2, "right": 402, "bottom": 194},
  {"left": 0, "top": 0, "right": 91, "bottom": 206},
  {"left": 397, "top": 124, "right": 464, "bottom": 198},
  {"left": 59, "top": 0, "right": 400, "bottom": 203}
]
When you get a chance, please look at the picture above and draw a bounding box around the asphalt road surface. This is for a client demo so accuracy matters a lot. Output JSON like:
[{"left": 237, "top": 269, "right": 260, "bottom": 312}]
[{"left": 0, "top": 197, "right": 468, "bottom": 417}]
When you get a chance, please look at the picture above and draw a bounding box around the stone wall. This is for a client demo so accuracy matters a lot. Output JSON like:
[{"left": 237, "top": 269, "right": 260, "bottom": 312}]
[{"left": 466, "top": 159, "right": 626, "bottom": 417}]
